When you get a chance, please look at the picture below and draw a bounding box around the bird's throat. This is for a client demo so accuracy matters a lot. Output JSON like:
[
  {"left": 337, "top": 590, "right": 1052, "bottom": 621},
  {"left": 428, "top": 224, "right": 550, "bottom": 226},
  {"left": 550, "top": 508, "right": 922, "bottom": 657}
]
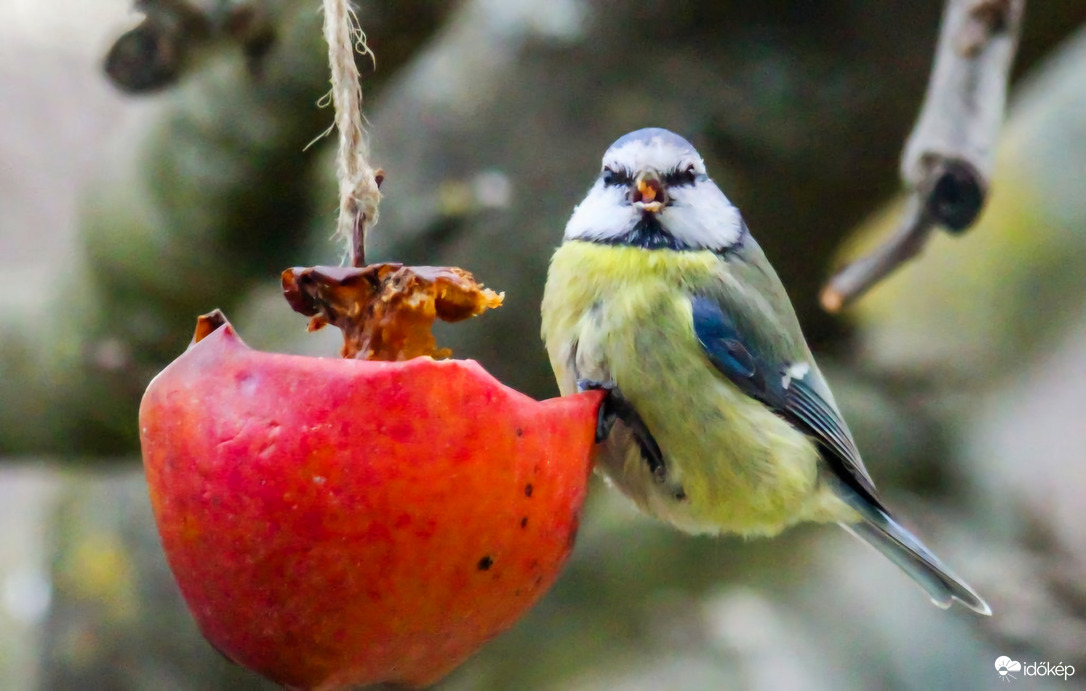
[{"left": 603, "top": 214, "right": 691, "bottom": 251}]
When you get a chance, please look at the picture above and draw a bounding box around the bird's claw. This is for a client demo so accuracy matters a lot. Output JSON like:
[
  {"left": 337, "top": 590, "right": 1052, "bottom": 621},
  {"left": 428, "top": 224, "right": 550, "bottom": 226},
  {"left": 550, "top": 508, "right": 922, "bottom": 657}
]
[
  {"left": 594, "top": 391, "right": 619, "bottom": 443},
  {"left": 577, "top": 378, "right": 615, "bottom": 393},
  {"left": 578, "top": 379, "right": 619, "bottom": 443},
  {"left": 585, "top": 385, "right": 666, "bottom": 485}
]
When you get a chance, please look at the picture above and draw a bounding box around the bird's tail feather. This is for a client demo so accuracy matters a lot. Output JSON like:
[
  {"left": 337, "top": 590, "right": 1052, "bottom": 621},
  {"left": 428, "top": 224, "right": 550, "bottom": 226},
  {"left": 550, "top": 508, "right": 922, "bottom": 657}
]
[{"left": 837, "top": 490, "right": 991, "bottom": 615}]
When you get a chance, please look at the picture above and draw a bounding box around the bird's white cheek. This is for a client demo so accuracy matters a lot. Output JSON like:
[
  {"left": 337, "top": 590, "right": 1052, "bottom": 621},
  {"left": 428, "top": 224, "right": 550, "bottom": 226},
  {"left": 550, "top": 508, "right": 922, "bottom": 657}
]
[
  {"left": 564, "top": 187, "right": 637, "bottom": 241},
  {"left": 664, "top": 188, "right": 742, "bottom": 249}
]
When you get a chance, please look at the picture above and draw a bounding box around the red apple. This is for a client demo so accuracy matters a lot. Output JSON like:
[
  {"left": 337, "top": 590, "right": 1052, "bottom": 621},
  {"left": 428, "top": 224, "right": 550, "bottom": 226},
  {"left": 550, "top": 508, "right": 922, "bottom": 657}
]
[{"left": 139, "top": 316, "right": 602, "bottom": 689}]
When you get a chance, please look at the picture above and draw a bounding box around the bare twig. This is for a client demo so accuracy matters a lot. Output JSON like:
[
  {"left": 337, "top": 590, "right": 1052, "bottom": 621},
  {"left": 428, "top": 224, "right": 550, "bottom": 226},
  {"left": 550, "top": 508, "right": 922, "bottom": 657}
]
[
  {"left": 821, "top": 0, "right": 1024, "bottom": 312},
  {"left": 322, "top": 0, "right": 382, "bottom": 267}
]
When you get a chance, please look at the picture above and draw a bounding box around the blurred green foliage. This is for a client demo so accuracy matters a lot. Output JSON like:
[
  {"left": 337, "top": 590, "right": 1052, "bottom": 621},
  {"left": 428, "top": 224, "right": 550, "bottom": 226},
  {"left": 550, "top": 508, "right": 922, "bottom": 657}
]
[{"left": 2, "top": 1, "right": 1086, "bottom": 689}]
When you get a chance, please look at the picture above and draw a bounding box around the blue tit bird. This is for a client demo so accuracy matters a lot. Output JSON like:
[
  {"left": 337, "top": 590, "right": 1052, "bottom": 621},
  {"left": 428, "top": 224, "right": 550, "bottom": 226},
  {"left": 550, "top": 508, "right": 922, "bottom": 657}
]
[{"left": 540, "top": 127, "right": 990, "bottom": 614}]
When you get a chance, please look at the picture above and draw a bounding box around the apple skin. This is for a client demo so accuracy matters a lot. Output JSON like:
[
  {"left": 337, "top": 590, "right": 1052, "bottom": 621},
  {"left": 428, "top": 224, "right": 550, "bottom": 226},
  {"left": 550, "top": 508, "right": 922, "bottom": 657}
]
[{"left": 139, "top": 321, "right": 602, "bottom": 689}]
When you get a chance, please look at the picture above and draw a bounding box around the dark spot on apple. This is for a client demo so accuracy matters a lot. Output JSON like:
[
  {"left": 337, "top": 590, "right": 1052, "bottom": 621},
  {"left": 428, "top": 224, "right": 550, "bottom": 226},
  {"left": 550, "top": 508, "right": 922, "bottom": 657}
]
[
  {"left": 515, "top": 427, "right": 523, "bottom": 437},
  {"left": 477, "top": 556, "right": 493, "bottom": 571},
  {"left": 520, "top": 517, "right": 528, "bottom": 529},
  {"left": 524, "top": 484, "right": 533, "bottom": 497}
]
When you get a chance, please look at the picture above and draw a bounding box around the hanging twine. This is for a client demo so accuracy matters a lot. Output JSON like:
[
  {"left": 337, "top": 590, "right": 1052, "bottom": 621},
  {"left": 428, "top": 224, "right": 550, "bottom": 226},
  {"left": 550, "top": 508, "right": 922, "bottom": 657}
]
[{"left": 322, "top": 0, "right": 381, "bottom": 267}]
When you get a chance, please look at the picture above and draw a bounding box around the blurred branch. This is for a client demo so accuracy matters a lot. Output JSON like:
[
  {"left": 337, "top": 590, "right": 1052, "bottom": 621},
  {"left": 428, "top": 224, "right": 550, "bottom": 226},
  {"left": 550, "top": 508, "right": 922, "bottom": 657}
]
[
  {"left": 821, "top": 0, "right": 1025, "bottom": 312},
  {"left": 105, "top": 0, "right": 276, "bottom": 93}
]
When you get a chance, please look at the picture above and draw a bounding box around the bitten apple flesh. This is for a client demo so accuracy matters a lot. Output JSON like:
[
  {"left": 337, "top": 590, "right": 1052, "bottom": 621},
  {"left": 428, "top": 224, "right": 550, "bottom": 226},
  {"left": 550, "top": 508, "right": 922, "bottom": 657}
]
[{"left": 139, "top": 319, "right": 602, "bottom": 689}]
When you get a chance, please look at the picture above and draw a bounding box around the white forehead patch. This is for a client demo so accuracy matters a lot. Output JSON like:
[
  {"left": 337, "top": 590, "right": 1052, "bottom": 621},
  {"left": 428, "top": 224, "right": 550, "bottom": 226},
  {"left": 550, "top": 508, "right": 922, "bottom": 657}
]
[{"left": 603, "top": 135, "right": 705, "bottom": 176}]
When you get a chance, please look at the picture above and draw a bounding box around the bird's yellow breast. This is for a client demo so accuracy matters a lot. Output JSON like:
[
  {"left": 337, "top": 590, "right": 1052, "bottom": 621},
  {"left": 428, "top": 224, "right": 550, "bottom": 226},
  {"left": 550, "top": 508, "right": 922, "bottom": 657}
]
[{"left": 542, "top": 241, "right": 843, "bottom": 536}]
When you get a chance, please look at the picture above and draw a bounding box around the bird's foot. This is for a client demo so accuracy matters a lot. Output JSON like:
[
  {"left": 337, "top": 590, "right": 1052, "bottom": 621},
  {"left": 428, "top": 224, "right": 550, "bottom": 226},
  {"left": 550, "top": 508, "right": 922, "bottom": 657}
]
[
  {"left": 576, "top": 378, "right": 615, "bottom": 394},
  {"left": 579, "top": 380, "right": 617, "bottom": 443},
  {"left": 578, "top": 379, "right": 619, "bottom": 443},
  {"left": 580, "top": 383, "right": 667, "bottom": 485}
]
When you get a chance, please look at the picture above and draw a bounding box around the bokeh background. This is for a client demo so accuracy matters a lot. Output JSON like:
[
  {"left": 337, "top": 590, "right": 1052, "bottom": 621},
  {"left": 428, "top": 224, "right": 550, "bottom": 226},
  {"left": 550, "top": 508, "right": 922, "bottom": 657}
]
[{"left": 2, "top": 1, "right": 1085, "bottom": 688}]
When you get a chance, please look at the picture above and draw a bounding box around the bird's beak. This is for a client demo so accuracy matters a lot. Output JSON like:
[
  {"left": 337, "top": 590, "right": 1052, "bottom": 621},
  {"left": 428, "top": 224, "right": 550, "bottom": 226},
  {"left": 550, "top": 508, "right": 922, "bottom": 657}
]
[{"left": 633, "top": 174, "right": 665, "bottom": 213}]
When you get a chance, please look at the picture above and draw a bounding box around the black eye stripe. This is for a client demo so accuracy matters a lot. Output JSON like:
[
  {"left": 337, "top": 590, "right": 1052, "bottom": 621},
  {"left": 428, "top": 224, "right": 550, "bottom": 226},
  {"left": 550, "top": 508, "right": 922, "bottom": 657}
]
[
  {"left": 602, "top": 167, "right": 632, "bottom": 187},
  {"left": 663, "top": 166, "right": 698, "bottom": 187},
  {"left": 602, "top": 166, "right": 699, "bottom": 187}
]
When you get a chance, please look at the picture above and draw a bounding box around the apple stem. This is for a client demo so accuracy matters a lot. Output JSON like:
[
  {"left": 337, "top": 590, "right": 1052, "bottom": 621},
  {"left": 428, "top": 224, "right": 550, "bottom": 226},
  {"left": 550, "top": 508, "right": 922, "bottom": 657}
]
[{"left": 321, "top": 0, "right": 383, "bottom": 267}]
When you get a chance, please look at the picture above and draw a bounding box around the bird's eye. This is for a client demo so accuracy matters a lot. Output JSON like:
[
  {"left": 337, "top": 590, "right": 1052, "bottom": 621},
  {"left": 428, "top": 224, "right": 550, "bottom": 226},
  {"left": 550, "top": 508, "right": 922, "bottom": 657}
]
[
  {"left": 665, "top": 164, "right": 698, "bottom": 187},
  {"left": 602, "top": 167, "right": 631, "bottom": 187}
]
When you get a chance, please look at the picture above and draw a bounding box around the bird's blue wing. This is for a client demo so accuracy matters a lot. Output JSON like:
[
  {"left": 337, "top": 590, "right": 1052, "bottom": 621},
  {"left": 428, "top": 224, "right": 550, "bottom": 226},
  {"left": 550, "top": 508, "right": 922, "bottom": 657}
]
[{"left": 690, "top": 295, "right": 882, "bottom": 507}]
